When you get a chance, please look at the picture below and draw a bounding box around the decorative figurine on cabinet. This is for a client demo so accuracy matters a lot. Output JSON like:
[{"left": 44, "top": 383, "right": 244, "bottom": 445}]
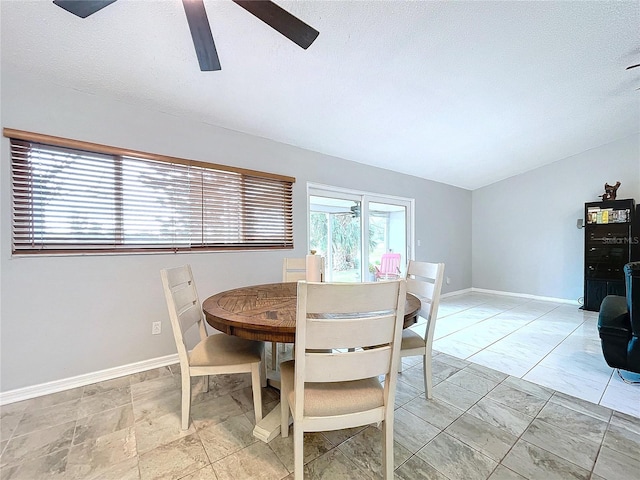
[{"left": 599, "top": 181, "right": 621, "bottom": 201}]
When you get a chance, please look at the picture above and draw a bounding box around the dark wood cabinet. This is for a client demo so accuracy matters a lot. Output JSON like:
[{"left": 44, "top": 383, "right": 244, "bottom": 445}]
[{"left": 583, "top": 198, "right": 636, "bottom": 311}]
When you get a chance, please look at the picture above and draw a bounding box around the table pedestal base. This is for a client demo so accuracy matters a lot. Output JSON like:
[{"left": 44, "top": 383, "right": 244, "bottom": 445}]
[{"left": 253, "top": 407, "right": 282, "bottom": 442}]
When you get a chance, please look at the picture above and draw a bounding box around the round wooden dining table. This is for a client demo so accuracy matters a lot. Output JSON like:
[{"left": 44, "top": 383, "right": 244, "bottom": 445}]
[{"left": 202, "top": 281, "right": 421, "bottom": 344}]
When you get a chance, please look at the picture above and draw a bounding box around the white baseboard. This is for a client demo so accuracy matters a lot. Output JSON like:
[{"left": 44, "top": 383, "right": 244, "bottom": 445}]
[
  {"left": 441, "top": 288, "right": 472, "bottom": 298},
  {"left": 471, "top": 287, "right": 581, "bottom": 306},
  {"left": 0, "top": 353, "right": 179, "bottom": 406}
]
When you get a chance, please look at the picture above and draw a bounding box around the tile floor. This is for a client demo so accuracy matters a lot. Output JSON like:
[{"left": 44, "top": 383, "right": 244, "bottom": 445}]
[{"left": 1, "top": 291, "right": 639, "bottom": 480}]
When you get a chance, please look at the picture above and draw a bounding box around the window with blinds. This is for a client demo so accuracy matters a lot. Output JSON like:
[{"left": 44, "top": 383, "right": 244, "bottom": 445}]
[{"left": 7, "top": 130, "right": 294, "bottom": 254}]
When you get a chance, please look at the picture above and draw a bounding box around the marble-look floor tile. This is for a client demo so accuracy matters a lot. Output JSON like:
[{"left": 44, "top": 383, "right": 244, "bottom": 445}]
[
  {"left": 0, "top": 402, "right": 27, "bottom": 442},
  {"left": 502, "top": 439, "right": 590, "bottom": 480},
  {"left": 138, "top": 433, "right": 207, "bottom": 480},
  {"left": 444, "top": 369, "right": 500, "bottom": 396},
  {"left": 523, "top": 365, "right": 607, "bottom": 405},
  {"left": 462, "top": 364, "right": 509, "bottom": 384},
  {"left": 190, "top": 393, "right": 245, "bottom": 430},
  {"left": 392, "top": 408, "right": 440, "bottom": 454},
  {"left": 130, "top": 375, "right": 179, "bottom": 404},
  {"left": 602, "top": 414, "right": 640, "bottom": 461},
  {"left": 12, "top": 399, "right": 80, "bottom": 437},
  {"left": 77, "top": 386, "right": 132, "bottom": 419},
  {"left": 500, "top": 376, "right": 554, "bottom": 400},
  {"left": 467, "top": 398, "right": 533, "bottom": 438},
  {"left": 431, "top": 358, "right": 464, "bottom": 381},
  {"left": 432, "top": 337, "right": 482, "bottom": 359},
  {"left": 66, "top": 426, "right": 137, "bottom": 479},
  {"left": 487, "top": 464, "right": 527, "bottom": 480},
  {"left": 179, "top": 464, "right": 216, "bottom": 480},
  {"left": 610, "top": 410, "right": 640, "bottom": 435},
  {"left": 129, "top": 366, "right": 173, "bottom": 385},
  {"left": 403, "top": 395, "right": 464, "bottom": 430},
  {"left": 134, "top": 410, "right": 195, "bottom": 454},
  {"left": 132, "top": 389, "right": 182, "bottom": 425},
  {"left": 548, "top": 391, "right": 612, "bottom": 423},
  {"left": 466, "top": 349, "right": 537, "bottom": 378},
  {"left": 397, "top": 364, "right": 430, "bottom": 391},
  {"left": 485, "top": 384, "right": 548, "bottom": 417},
  {"left": 269, "top": 428, "right": 333, "bottom": 473},
  {"left": 0, "top": 448, "right": 69, "bottom": 480},
  {"left": 337, "top": 425, "right": 411, "bottom": 478},
  {"left": 24, "top": 387, "right": 84, "bottom": 410},
  {"left": 536, "top": 352, "right": 614, "bottom": 385},
  {"left": 83, "top": 376, "right": 131, "bottom": 397},
  {"left": 442, "top": 328, "right": 505, "bottom": 350},
  {"left": 391, "top": 379, "right": 423, "bottom": 408},
  {"left": 432, "top": 380, "right": 484, "bottom": 411},
  {"left": 298, "top": 446, "right": 371, "bottom": 480},
  {"left": 592, "top": 445, "right": 640, "bottom": 480},
  {"left": 535, "top": 401, "right": 608, "bottom": 444},
  {"left": 198, "top": 413, "right": 258, "bottom": 463},
  {"left": 416, "top": 431, "right": 497, "bottom": 480},
  {"left": 486, "top": 336, "right": 554, "bottom": 360},
  {"left": 433, "top": 352, "right": 471, "bottom": 370},
  {"left": 0, "top": 420, "right": 75, "bottom": 467},
  {"left": 445, "top": 413, "right": 517, "bottom": 462},
  {"left": 73, "top": 404, "right": 135, "bottom": 445},
  {"left": 200, "top": 373, "right": 254, "bottom": 400},
  {"left": 599, "top": 375, "right": 640, "bottom": 418},
  {"left": 319, "top": 425, "right": 368, "bottom": 447},
  {"left": 520, "top": 419, "right": 600, "bottom": 470},
  {"left": 394, "top": 454, "right": 450, "bottom": 480},
  {"left": 89, "top": 456, "right": 140, "bottom": 480},
  {"left": 212, "top": 441, "right": 289, "bottom": 480}
]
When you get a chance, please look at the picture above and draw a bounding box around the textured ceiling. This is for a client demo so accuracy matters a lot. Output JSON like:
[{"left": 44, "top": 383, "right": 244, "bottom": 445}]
[{"left": 1, "top": 0, "right": 639, "bottom": 190}]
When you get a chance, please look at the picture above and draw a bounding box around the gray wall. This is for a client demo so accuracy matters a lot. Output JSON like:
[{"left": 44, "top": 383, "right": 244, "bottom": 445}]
[
  {"left": 0, "top": 70, "right": 472, "bottom": 392},
  {"left": 472, "top": 135, "right": 640, "bottom": 302}
]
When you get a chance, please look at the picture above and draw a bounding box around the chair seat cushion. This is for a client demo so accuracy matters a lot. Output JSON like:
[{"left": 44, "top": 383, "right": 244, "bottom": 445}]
[
  {"left": 401, "top": 329, "right": 426, "bottom": 350},
  {"left": 280, "top": 360, "right": 384, "bottom": 416},
  {"left": 190, "top": 334, "right": 263, "bottom": 367}
]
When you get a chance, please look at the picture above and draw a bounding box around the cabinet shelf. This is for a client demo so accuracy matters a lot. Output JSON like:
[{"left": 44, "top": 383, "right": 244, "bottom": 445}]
[{"left": 583, "top": 198, "right": 636, "bottom": 311}]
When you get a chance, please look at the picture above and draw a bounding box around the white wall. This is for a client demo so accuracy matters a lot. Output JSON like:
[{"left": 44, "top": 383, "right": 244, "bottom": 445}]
[
  {"left": 0, "top": 70, "right": 472, "bottom": 392},
  {"left": 472, "top": 135, "right": 640, "bottom": 302}
]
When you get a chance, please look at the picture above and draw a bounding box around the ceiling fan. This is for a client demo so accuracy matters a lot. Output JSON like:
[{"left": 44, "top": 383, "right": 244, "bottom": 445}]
[{"left": 52, "top": 0, "right": 319, "bottom": 71}]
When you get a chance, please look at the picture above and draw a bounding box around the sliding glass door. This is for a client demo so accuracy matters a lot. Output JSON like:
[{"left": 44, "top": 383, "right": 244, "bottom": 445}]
[
  {"left": 308, "top": 185, "right": 413, "bottom": 282},
  {"left": 367, "top": 200, "right": 408, "bottom": 281}
]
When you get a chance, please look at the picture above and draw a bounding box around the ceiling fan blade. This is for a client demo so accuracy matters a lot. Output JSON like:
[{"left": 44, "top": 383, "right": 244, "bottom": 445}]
[
  {"left": 626, "top": 63, "right": 640, "bottom": 70},
  {"left": 182, "top": 0, "right": 221, "bottom": 71},
  {"left": 232, "top": 0, "right": 319, "bottom": 49},
  {"left": 53, "top": 0, "right": 117, "bottom": 18}
]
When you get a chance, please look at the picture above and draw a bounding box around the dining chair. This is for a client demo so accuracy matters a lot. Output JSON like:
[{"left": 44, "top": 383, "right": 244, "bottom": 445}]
[
  {"left": 160, "top": 264, "right": 265, "bottom": 430},
  {"left": 375, "top": 252, "right": 402, "bottom": 280},
  {"left": 282, "top": 257, "right": 308, "bottom": 282},
  {"left": 280, "top": 279, "right": 406, "bottom": 479},
  {"left": 399, "top": 260, "right": 445, "bottom": 399},
  {"left": 272, "top": 257, "right": 326, "bottom": 369}
]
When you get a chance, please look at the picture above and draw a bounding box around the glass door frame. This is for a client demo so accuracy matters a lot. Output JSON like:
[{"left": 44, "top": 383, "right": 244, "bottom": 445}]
[{"left": 307, "top": 183, "right": 415, "bottom": 282}]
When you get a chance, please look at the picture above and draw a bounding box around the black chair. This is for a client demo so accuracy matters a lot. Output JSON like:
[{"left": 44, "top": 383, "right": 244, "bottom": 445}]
[{"left": 597, "top": 261, "right": 640, "bottom": 377}]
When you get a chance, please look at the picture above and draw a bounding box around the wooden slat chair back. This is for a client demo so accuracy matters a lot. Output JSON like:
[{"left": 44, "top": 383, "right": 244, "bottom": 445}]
[
  {"left": 282, "top": 257, "right": 307, "bottom": 282},
  {"left": 273, "top": 256, "right": 326, "bottom": 369},
  {"left": 400, "top": 260, "right": 445, "bottom": 399},
  {"left": 161, "top": 265, "right": 265, "bottom": 430},
  {"left": 280, "top": 280, "right": 406, "bottom": 479}
]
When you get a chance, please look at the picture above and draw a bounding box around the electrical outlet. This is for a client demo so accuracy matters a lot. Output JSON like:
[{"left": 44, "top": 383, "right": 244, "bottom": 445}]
[
  {"left": 446, "top": 277, "right": 451, "bottom": 285},
  {"left": 152, "top": 321, "right": 162, "bottom": 335}
]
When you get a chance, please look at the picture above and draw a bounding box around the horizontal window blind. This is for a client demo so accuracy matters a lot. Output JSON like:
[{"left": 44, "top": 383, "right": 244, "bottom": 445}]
[{"left": 8, "top": 131, "right": 294, "bottom": 254}]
